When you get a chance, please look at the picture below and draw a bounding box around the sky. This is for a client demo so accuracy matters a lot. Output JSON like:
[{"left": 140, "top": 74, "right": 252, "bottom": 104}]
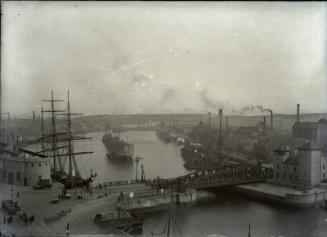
[{"left": 1, "top": 1, "right": 327, "bottom": 116}]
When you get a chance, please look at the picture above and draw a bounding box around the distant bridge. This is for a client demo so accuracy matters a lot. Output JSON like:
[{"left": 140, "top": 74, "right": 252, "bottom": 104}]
[
  {"left": 147, "top": 165, "right": 273, "bottom": 192},
  {"left": 119, "top": 126, "right": 157, "bottom": 132}
]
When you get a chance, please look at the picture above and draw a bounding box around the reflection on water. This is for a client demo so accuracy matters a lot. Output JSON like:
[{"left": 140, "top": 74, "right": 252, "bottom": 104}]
[
  {"left": 143, "top": 190, "right": 327, "bottom": 237},
  {"left": 76, "top": 131, "right": 327, "bottom": 237}
]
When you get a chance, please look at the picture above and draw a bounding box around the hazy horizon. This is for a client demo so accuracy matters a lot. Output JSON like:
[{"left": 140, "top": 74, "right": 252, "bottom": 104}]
[{"left": 2, "top": 2, "right": 327, "bottom": 116}]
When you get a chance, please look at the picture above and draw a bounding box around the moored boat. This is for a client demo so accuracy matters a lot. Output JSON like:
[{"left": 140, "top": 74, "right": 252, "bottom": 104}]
[{"left": 103, "top": 127, "right": 134, "bottom": 161}]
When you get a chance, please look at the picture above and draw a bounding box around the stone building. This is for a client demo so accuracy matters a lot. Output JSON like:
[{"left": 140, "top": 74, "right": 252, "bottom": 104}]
[
  {"left": 273, "top": 142, "right": 327, "bottom": 189},
  {"left": 0, "top": 143, "right": 51, "bottom": 187},
  {"left": 292, "top": 118, "right": 327, "bottom": 148}
]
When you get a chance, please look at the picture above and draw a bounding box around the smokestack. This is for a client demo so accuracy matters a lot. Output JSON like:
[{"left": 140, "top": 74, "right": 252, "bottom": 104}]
[
  {"left": 269, "top": 110, "right": 273, "bottom": 129},
  {"left": 297, "top": 104, "right": 300, "bottom": 122},
  {"left": 218, "top": 109, "right": 223, "bottom": 155},
  {"left": 208, "top": 112, "right": 211, "bottom": 129},
  {"left": 226, "top": 116, "right": 229, "bottom": 129},
  {"left": 263, "top": 116, "right": 266, "bottom": 132}
]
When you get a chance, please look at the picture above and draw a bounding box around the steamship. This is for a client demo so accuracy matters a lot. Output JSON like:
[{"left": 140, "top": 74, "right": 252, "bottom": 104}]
[{"left": 102, "top": 127, "right": 134, "bottom": 161}]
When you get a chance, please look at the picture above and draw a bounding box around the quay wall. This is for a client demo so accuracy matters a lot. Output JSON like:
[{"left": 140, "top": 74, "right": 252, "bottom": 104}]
[{"left": 224, "top": 183, "right": 327, "bottom": 207}]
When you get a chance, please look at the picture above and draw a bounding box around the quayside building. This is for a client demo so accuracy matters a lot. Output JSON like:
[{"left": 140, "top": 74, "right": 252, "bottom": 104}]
[
  {"left": 0, "top": 137, "right": 51, "bottom": 187},
  {"left": 273, "top": 143, "right": 327, "bottom": 189},
  {"left": 273, "top": 105, "right": 327, "bottom": 190}
]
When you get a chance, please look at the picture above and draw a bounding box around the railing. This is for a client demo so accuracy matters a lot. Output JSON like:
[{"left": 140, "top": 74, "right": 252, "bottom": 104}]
[
  {"left": 100, "top": 165, "right": 273, "bottom": 192},
  {"left": 101, "top": 179, "right": 152, "bottom": 187},
  {"left": 101, "top": 178, "right": 176, "bottom": 188},
  {"left": 148, "top": 165, "right": 273, "bottom": 191}
]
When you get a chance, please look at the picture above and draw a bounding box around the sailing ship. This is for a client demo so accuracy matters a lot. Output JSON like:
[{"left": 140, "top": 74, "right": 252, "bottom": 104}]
[
  {"left": 37, "top": 90, "right": 97, "bottom": 189},
  {"left": 102, "top": 127, "right": 134, "bottom": 161}
]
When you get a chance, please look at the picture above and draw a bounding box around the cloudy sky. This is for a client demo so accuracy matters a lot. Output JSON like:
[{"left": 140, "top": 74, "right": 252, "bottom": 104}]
[{"left": 2, "top": 1, "right": 326, "bottom": 116}]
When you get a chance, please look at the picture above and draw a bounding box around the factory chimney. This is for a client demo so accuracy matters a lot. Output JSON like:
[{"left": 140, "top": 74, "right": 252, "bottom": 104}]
[
  {"left": 208, "top": 112, "right": 211, "bottom": 129},
  {"left": 297, "top": 104, "right": 300, "bottom": 122},
  {"left": 269, "top": 110, "right": 273, "bottom": 129},
  {"left": 218, "top": 109, "right": 223, "bottom": 155},
  {"left": 263, "top": 116, "right": 266, "bottom": 132},
  {"left": 226, "top": 116, "right": 229, "bottom": 129}
]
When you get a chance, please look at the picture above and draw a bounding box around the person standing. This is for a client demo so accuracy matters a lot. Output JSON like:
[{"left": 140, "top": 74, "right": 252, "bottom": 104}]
[{"left": 66, "top": 223, "right": 70, "bottom": 237}]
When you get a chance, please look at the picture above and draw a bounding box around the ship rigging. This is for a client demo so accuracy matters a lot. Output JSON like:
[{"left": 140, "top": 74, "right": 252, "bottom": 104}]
[{"left": 37, "top": 90, "right": 97, "bottom": 189}]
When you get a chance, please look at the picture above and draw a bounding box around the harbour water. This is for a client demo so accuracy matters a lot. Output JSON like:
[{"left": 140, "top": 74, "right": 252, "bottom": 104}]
[
  {"left": 75, "top": 130, "right": 188, "bottom": 183},
  {"left": 76, "top": 130, "right": 327, "bottom": 237}
]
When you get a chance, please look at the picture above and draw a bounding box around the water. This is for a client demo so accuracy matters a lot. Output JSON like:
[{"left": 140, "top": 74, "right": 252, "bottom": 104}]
[
  {"left": 75, "top": 130, "right": 188, "bottom": 183},
  {"left": 76, "top": 131, "right": 327, "bottom": 237}
]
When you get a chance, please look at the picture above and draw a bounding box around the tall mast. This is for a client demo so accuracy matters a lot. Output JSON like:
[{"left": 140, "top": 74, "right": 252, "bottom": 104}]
[
  {"left": 67, "top": 91, "right": 73, "bottom": 178},
  {"left": 166, "top": 214, "right": 171, "bottom": 237},
  {"left": 51, "top": 91, "right": 56, "bottom": 169},
  {"left": 57, "top": 90, "right": 91, "bottom": 179},
  {"left": 42, "top": 90, "right": 64, "bottom": 172}
]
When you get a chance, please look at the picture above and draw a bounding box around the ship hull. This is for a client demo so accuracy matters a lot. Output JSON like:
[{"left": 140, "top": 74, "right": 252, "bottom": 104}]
[
  {"left": 106, "top": 153, "right": 133, "bottom": 161},
  {"left": 102, "top": 133, "right": 134, "bottom": 161}
]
